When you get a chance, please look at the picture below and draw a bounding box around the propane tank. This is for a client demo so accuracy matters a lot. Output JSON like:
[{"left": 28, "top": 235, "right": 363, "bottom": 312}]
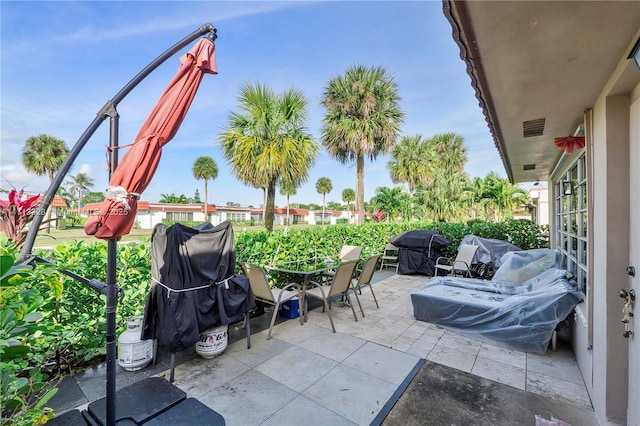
[
  {"left": 195, "top": 325, "right": 228, "bottom": 359},
  {"left": 117, "top": 317, "right": 154, "bottom": 371}
]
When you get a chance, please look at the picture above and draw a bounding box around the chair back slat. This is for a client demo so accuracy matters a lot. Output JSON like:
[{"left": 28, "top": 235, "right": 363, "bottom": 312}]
[
  {"left": 239, "top": 262, "right": 275, "bottom": 302},
  {"left": 328, "top": 260, "right": 359, "bottom": 297},
  {"left": 339, "top": 245, "right": 363, "bottom": 262},
  {"left": 356, "top": 255, "right": 382, "bottom": 288},
  {"left": 455, "top": 244, "right": 479, "bottom": 265}
]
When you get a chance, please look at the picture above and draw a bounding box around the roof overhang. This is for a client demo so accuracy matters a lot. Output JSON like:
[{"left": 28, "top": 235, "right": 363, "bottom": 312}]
[{"left": 443, "top": 0, "right": 640, "bottom": 183}]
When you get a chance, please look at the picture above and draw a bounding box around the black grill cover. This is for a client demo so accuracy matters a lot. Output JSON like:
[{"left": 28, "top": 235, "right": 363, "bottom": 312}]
[
  {"left": 390, "top": 230, "right": 451, "bottom": 276},
  {"left": 142, "top": 221, "right": 255, "bottom": 351}
]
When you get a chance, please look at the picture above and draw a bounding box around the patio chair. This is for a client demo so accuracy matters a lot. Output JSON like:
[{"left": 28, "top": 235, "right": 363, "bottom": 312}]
[
  {"left": 379, "top": 243, "right": 399, "bottom": 272},
  {"left": 238, "top": 262, "right": 300, "bottom": 340},
  {"left": 351, "top": 254, "right": 382, "bottom": 317},
  {"left": 434, "top": 244, "right": 480, "bottom": 278},
  {"left": 338, "top": 245, "right": 363, "bottom": 262},
  {"left": 306, "top": 259, "right": 360, "bottom": 333},
  {"left": 321, "top": 245, "right": 363, "bottom": 283}
]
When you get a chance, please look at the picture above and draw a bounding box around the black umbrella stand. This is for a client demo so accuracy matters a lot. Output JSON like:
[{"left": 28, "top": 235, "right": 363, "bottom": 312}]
[{"left": 19, "top": 23, "right": 217, "bottom": 426}]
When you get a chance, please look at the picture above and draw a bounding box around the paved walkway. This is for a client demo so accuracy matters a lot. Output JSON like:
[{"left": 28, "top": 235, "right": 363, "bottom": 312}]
[{"left": 50, "top": 270, "right": 595, "bottom": 425}]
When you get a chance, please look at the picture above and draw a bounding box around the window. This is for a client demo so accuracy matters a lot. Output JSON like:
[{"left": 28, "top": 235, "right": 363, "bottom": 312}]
[
  {"left": 226, "top": 212, "right": 246, "bottom": 222},
  {"left": 555, "top": 154, "right": 588, "bottom": 294},
  {"left": 166, "top": 211, "right": 193, "bottom": 222}
]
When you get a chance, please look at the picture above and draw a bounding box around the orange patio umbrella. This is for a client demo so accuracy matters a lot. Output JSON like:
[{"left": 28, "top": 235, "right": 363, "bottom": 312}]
[{"left": 85, "top": 37, "right": 217, "bottom": 239}]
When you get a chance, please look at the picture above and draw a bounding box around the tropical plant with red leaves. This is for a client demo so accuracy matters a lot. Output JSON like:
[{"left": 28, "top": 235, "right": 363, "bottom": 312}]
[
  {"left": 0, "top": 189, "right": 41, "bottom": 248},
  {"left": 372, "top": 209, "right": 387, "bottom": 223}
]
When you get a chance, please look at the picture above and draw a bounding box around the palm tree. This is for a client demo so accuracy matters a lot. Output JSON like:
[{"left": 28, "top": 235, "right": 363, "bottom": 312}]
[
  {"left": 479, "top": 172, "right": 529, "bottom": 221},
  {"left": 428, "top": 132, "right": 467, "bottom": 173},
  {"left": 388, "top": 135, "right": 434, "bottom": 196},
  {"left": 315, "top": 177, "right": 332, "bottom": 225},
  {"left": 192, "top": 155, "right": 218, "bottom": 222},
  {"left": 279, "top": 182, "right": 297, "bottom": 226},
  {"left": 341, "top": 188, "right": 355, "bottom": 224},
  {"left": 70, "top": 172, "right": 94, "bottom": 215},
  {"left": 320, "top": 65, "right": 404, "bottom": 225},
  {"left": 159, "top": 193, "right": 189, "bottom": 204},
  {"left": 218, "top": 82, "right": 318, "bottom": 232},
  {"left": 370, "top": 186, "right": 407, "bottom": 222},
  {"left": 22, "top": 134, "right": 69, "bottom": 232},
  {"left": 417, "top": 169, "right": 470, "bottom": 222}
]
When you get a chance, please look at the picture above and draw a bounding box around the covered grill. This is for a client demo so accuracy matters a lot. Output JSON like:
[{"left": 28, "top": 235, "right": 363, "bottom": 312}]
[{"left": 389, "top": 230, "right": 451, "bottom": 276}]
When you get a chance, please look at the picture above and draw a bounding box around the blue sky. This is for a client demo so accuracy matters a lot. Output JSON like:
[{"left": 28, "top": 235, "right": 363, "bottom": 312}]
[{"left": 1, "top": 1, "right": 506, "bottom": 208}]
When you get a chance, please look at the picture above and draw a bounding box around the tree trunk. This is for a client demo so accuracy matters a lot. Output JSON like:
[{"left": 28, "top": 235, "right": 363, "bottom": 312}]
[
  {"left": 265, "top": 181, "right": 276, "bottom": 232},
  {"left": 356, "top": 154, "right": 365, "bottom": 225},
  {"left": 45, "top": 171, "right": 54, "bottom": 233},
  {"left": 286, "top": 195, "right": 290, "bottom": 226},
  {"left": 322, "top": 194, "right": 326, "bottom": 226},
  {"left": 262, "top": 187, "right": 267, "bottom": 226},
  {"left": 203, "top": 179, "right": 209, "bottom": 223}
]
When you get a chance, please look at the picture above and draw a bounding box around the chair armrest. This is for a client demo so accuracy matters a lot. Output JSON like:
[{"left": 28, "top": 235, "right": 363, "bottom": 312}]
[
  {"left": 307, "top": 280, "right": 323, "bottom": 289},
  {"left": 452, "top": 260, "right": 471, "bottom": 270},
  {"left": 435, "top": 256, "right": 452, "bottom": 266},
  {"left": 281, "top": 282, "right": 301, "bottom": 292}
]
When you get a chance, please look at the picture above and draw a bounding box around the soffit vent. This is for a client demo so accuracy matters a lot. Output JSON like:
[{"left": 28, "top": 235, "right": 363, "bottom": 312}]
[
  {"left": 523, "top": 118, "right": 546, "bottom": 137},
  {"left": 523, "top": 164, "right": 536, "bottom": 171}
]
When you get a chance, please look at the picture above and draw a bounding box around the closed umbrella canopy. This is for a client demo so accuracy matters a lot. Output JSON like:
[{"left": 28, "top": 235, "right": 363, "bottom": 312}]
[{"left": 85, "top": 37, "right": 217, "bottom": 239}]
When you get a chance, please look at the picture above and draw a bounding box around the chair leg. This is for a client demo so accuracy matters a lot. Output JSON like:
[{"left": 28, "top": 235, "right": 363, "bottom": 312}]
[
  {"left": 245, "top": 312, "right": 251, "bottom": 349},
  {"left": 349, "top": 286, "right": 365, "bottom": 318},
  {"left": 343, "top": 292, "right": 359, "bottom": 322},
  {"left": 322, "top": 298, "right": 336, "bottom": 333},
  {"left": 267, "top": 303, "right": 280, "bottom": 340},
  {"left": 368, "top": 284, "right": 380, "bottom": 309}
]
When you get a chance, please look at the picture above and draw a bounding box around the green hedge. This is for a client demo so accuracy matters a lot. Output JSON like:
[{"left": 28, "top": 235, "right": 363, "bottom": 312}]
[{"left": 235, "top": 219, "right": 548, "bottom": 286}]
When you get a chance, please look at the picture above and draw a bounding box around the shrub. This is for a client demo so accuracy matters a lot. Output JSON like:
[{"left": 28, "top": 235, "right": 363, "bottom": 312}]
[{"left": 0, "top": 244, "right": 58, "bottom": 425}]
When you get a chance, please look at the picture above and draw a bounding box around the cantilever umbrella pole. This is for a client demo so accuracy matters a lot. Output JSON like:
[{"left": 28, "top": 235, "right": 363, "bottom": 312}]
[
  {"left": 19, "top": 23, "right": 217, "bottom": 426},
  {"left": 20, "top": 23, "right": 217, "bottom": 258}
]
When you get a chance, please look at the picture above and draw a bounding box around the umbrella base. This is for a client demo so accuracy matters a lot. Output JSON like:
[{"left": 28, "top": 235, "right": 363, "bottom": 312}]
[{"left": 47, "top": 377, "right": 225, "bottom": 425}]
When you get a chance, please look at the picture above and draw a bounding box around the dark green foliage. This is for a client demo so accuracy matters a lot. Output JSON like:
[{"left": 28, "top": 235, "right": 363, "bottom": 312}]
[{"left": 235, "top": 219, "right": 547, "bottom": 286}]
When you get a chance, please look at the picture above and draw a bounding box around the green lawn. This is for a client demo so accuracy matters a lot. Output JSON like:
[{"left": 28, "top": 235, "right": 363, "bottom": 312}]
[
  {"left": 31, "top": 227, "right": 153, "bottom": 248},
  {"left": 22, "top": 223, "right": 315, "bottom": 248}
]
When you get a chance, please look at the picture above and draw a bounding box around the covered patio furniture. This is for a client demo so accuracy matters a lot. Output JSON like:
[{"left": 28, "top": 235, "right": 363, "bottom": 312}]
[
  {"left": 389, "top": 230, "right": 451, "bottom": 276},
  {"left": 459, "top": 235, "right": 521, "bottom": 278},
  {"left": 142, "top": 221, "right": 255, "bottom": 380},
  {"left": 411, "top": 249, "right": 582, "bottom": 353},
  {"left": 238, "top": 262, "right": 300, "bottom": 339},
  {"left": 434, "top": 244, "right": 480, "bottom": 277}
]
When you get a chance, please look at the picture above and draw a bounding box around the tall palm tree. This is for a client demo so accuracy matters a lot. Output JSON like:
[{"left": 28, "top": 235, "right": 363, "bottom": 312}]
[
  {"left": 388, "top": 134, "right": 434, "bottom": 196},
  {"left": 320, "top": 65, "right": 404, "bottom": 225},
  {"left": 315, "top": 177, "right": 332, "bottom": 225},
  {"left": 70, "top": 172, "right": 94, "bottom": 215},
  {"left": 279, "top": 182, "right": 297, "bottom": 226},
  {"left": 22, "top": 134, "right": 69, "bottom": 232},
  {"left": 218, "top": 82, "right": 318, "bottom": 232},
  {"left": 192, "top": 155, "right": 218, "bottom": 222}
]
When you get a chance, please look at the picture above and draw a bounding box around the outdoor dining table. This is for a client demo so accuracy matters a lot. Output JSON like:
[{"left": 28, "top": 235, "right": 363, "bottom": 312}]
[{"left": 264, "top": 258, "right": 338, "bottom": 324}]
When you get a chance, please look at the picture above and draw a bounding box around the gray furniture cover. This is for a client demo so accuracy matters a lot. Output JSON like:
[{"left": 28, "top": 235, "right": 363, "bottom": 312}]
[
  {"left": 459, "top": 235, "right": 521, "bottom": 269},
  {"left": 411, "top": 249, "right": 584, "bottom": 353}
]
